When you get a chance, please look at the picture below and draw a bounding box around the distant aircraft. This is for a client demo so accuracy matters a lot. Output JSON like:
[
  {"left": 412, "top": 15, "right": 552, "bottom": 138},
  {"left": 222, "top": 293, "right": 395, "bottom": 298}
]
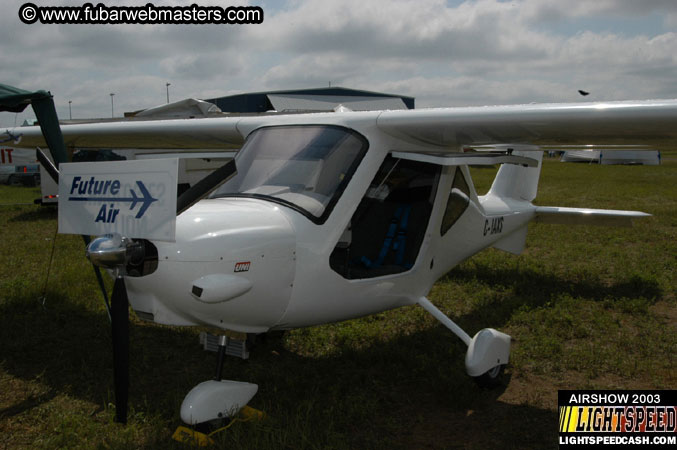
[
  {"left": 7, "top": 98, "right": 676, "bottom": 433},
  {"left": 1, "top": 129, "right": 22, "bottom": 144},
  {"left": 578, "top": 90, "right": 590, "bottom": 96}
]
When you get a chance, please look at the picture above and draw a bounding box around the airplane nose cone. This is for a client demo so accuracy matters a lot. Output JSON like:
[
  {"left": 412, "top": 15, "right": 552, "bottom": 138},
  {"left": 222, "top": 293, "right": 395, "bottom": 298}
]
[{"left": 124, "top": 198, "right": 296, "bottom": 332}]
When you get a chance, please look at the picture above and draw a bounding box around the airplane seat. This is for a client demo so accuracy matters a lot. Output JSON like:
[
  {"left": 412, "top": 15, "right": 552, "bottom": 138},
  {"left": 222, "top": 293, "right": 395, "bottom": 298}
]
[{"left": 330, "top": 195, "right": 431, "bottom": 279}]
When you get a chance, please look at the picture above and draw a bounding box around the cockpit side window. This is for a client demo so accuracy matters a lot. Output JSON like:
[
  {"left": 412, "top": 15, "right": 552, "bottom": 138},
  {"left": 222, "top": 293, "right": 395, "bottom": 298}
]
[
  {"left": 330, "top": 155, "right": 440, "bottom": 279},
  {"left": 440, "top": 167, "right": 470, "bottom": 236}
]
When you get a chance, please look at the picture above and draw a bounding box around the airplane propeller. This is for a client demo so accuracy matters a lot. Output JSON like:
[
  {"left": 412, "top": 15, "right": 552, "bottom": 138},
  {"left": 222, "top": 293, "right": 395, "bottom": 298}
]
[
  {"left": 63, "top": 154, "right": 237, "bottom": 424},
  {"left": 83, "top": 158, "right": 237, "bottom": 423},
  {"left": 36, "top": 143, "right": 238, "bottom": 424}
]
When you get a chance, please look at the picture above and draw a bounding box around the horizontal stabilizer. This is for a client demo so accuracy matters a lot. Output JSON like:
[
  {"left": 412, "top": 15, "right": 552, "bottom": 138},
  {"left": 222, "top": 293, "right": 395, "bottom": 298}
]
[{"left": 534, "top": 206, "right": 650, "bottom": 227}]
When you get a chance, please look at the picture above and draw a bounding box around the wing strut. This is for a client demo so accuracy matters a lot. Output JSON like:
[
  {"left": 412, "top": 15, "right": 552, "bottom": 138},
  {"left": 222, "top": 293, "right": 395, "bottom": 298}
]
[
  {"left": 36, "top": 147, "right": 59, "bottom": 183},
  {"left": 176, "top": 159, "right": 237, "bottom": 215}
]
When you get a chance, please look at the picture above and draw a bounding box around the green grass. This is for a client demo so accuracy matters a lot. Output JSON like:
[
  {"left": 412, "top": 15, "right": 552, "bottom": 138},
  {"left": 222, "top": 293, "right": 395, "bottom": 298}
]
[
  {"left": 1, "top": 158, "right": 675, "bottom": 449},
  {"left": 0, "top": 185, "right": 43, "bottom": 205}
]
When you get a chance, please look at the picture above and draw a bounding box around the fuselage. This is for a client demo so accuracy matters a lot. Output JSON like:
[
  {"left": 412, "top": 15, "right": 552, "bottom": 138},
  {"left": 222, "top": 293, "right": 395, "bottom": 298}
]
[{"left": 124, "top": 117, "right": 539, "bottom": 332}]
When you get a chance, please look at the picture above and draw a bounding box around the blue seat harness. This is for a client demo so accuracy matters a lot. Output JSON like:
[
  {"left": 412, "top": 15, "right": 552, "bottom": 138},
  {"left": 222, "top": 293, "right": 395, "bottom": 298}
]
[{"left": 360, "top": 204, "right": 412, "bottom": 269}]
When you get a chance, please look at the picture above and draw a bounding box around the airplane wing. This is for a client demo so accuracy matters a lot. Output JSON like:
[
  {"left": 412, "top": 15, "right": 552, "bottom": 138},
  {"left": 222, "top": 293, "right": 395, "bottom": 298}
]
[
  {"left": 6, "top": 99, "right": 677, "bottom": 152},
  {"left": 376, "top": 99, "right": 677, "bottom": 151},
  {"left": 8, "top": 117, "right": 245, "bottom": 150}
]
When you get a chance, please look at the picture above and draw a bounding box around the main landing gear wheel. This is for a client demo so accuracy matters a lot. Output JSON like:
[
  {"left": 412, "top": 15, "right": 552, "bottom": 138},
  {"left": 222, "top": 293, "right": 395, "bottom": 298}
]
[{"left": 473, "top": 364, "right": 506, "bottom": 388}]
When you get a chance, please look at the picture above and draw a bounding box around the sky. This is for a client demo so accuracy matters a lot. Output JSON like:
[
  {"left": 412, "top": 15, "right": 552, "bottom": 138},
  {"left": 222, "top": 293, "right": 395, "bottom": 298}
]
[{"left": 1, "top": 0, "right": 677, "bottom": 127}]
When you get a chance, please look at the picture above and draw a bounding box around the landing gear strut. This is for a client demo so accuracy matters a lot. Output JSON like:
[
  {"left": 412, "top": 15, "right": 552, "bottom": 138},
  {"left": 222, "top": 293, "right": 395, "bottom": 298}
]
[
  {"left": 214, "top": 335, "right": 228, "bottom": 382},
  {"left": 417, "top": 297, "right": 509, "bottom": 386}
]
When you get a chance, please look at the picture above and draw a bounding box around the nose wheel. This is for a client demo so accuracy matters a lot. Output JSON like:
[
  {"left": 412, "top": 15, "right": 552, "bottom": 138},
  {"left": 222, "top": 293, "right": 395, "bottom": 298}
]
[{"left": 473, "top": 364, "right": 506, "bottom": 388}]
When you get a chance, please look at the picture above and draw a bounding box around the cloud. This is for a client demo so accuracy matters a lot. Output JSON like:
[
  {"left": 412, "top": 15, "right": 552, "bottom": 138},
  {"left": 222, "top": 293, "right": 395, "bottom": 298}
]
[
  {"left": 520, "top": 0, "right": 677, "bottom": 22},
  {"left": 243, "top": 0, "right": 677, "bottom": 106},
  {"left": 246, "top": 0, "right": 552, "bottom": 62},
  {"left": 2, "top": 0, "right": 677, "bottom": 126}
]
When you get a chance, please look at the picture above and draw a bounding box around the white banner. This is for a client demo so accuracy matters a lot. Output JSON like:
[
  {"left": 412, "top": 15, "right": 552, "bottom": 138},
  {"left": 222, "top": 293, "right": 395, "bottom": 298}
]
[
  {"left": 0, "top": 147, "right": 37, "bottom": 166},
  {"left": 58, "top": 159, "right": 178, "bottom": 241}
]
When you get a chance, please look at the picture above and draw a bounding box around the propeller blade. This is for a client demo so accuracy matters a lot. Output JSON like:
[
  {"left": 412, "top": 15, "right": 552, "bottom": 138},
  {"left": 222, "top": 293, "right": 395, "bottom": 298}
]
[
  {"left": 111, "top": 276, "right": 130, "bottom": 424},
  {"left": 82, "top": 235, "right": 112, "bottom": 319},
  {"left": 176, "top": 159, "right": 236, "bottom": 215}
]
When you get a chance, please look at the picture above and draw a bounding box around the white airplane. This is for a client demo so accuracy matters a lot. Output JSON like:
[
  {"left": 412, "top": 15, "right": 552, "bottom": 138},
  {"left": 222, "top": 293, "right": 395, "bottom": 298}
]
[{"left": 8, "top": 98, "right": 677, "bottom": 431}]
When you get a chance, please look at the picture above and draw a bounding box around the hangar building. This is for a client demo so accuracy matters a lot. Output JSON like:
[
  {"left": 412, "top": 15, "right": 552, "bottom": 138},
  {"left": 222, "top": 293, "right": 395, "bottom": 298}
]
[{"left": 204, "top": 87, "right": 415, "bottom": 113}]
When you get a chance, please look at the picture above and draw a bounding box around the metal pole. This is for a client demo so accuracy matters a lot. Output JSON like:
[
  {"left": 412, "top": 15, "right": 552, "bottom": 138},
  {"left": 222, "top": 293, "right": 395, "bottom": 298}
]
[
  {"left": 166, "top": 82, "right": 171, "bottom": 103},
  {"left": 68, "top": 100, "right": 72, "bottom": 120},
  {"left": 110, "top": 93, "right": 115, "bottom": 118}
]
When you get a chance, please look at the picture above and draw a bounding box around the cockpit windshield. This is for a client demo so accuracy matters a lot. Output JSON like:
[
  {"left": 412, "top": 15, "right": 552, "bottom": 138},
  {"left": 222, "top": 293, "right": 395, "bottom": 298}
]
[{"left": 210, "top": 125, "right": 368, "bottom": 223}]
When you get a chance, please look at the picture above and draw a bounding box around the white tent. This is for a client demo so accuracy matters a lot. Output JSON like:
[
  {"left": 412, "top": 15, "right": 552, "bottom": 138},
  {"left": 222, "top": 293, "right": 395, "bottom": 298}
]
[{"left": 560, "top": 149, "right": 660, "bottom": 165}]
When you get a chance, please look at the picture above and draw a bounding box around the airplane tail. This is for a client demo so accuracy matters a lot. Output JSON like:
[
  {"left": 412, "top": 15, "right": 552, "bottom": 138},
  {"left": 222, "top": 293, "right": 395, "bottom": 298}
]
[
  {"left": 483, "top": 150, "right": 543, "bottom": 256},
  {"left": 486, "top": 150, "right": 543, "bottom": 202},
  {"left": 483, "top": 149, "right": 649, "bottom": 257}
]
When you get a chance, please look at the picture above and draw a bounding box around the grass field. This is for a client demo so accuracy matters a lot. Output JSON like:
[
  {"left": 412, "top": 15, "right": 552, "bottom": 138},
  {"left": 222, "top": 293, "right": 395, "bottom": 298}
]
[{"left": 1, "top": 156, "right": 675, "bottom": 449}]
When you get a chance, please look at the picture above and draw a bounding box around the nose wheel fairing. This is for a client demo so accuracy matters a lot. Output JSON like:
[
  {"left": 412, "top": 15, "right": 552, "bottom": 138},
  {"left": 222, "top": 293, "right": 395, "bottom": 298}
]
[{"left": 180, "top": 379, "right": 259, "bottom": 425}]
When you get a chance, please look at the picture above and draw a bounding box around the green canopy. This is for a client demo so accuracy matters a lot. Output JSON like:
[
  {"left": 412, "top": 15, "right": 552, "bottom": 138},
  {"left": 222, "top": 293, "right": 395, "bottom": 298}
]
[{"left": 0, "top": 83, "right": 68, "bottom": 166}]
